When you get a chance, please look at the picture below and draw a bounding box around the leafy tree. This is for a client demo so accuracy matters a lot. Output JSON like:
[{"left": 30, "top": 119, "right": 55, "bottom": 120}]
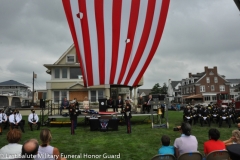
[
  {"left": 150, "top": 83, "right": 162, "bottom": 94},
  {"left": 161, "top": 82, "right": 168, "bottom": 94}
]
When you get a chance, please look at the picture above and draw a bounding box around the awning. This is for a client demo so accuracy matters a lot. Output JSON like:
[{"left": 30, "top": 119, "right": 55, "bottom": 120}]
[{"left": 184, "top": 94, "right": 203, "bottom": 99}]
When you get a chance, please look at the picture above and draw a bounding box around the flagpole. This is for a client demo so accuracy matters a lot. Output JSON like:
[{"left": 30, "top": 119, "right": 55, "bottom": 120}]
[{"left": 32, "top": 72, "right": 34, "bottom": 105}]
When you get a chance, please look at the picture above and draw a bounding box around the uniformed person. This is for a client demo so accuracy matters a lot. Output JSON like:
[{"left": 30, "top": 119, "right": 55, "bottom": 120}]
[
  {"left": 69, "top": 103, "right": 79, "bottom": 135},
  {"left": 219, "top": 106, "right": 231, "bottom": 128},
  {"left": 28, "top": 109, "right": 40, "bottom": 131},
  {"left": 123, "top": 99, "right": 132, "bottom": 134},
  {"left": 200, "top": 106, "right": 210, "bottom": 127},
  {"left": 9, "top": 110, "right": 25, "bottom": 133}
]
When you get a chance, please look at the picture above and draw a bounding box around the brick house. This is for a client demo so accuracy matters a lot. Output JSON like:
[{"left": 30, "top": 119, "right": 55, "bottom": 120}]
[{"left": 181, "top": 66, "right": 230, "bottom": 104}]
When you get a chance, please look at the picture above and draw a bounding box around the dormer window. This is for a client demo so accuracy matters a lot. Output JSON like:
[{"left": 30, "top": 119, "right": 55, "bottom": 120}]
[
  {"left": 66, "top": 55, "right": 75, "bottom": 63},
  {"left": 191, "top": 78, "right": 194, "bottom": 83}
]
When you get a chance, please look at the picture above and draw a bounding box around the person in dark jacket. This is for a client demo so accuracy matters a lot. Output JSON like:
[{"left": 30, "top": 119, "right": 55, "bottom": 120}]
[
  {"left": 69, "top": 102, "right": 79, "bottom": 135},
  {"left": 123, "top": 99, "right": 132, "bottom": 134}
]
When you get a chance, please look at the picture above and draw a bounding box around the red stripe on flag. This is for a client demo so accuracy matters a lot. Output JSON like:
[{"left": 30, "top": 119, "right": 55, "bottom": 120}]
[
  {"left": 133, "top": 0, "right": 170, "bottom": 86},
  {"left": 79, "top": 0, "right": 94, "bottom": 86},
  {"left": 62, "top": 0, "right": 87, "bottom": 86},
  {"left": 94, "top": 0, "right": 105, "bottom": 84},
  {"left": 110, "top": 0, "right": 122, "bottom": 84},
  {"left": 117, "top": 0, "right": 140, "bottom": 84},
  {"left": 124, "top": 0, "right": 156, "bottom": 85}
]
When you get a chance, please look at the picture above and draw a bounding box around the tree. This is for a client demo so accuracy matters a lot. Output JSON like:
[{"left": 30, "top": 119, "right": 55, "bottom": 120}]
[
  {"left": 161, "top": 83, "right": 168, "bottom": 94},
  {"left": 150, "top": 83, "right": 162, "bottom": 94}
]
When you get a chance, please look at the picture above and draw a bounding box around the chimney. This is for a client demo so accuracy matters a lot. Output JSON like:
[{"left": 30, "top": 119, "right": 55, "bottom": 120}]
[
  {"left": 189, "top": 73, "right": 192, "bottom": 78},
  {"left": 204, "top": 66, "right": 208, "bottom": 74},
  {"left": 213, "top": 66, "right": 217, "bottom": 74}
]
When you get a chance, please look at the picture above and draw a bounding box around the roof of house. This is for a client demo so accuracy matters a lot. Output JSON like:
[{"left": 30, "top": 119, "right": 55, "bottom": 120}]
[
  {"left": 138, "top": 89, "right": 152, "bottom": 95},
  {"left": 226, "top": 79, "right": 240, "bottom": 84},
  {"left": 0, "top": 80, "right": 29, "bottom": 88},
  {"left": 171, "top": 81, "right": 181, "bottom": 88}
]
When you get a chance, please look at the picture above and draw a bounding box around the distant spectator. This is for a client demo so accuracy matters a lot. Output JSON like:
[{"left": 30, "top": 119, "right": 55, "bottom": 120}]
[
  {"left": 0, "top": 129, "right": 22, "bottom": 159},
  {"left": 83, "top": 97, "right": 90, "bottom": 111},
  {"left": 224, "top": 130, "right": 240, "bottom": 146},
  {"left": 173, "top": 122, "right": 198, "bottom": 158},
  {"left": 158, "top": 135, "right": 174, "bottom": 155},
  {"left": 60, "top": 98, "right": 69, "bottom": 115},
  {"left": 35, "top": 129, "right": 66, "bottom": 160},
  {"left": 21, "top": 139, "right": 39, "bottom": 159},
  {"left": 204, "top": 128, "right": 225, "bottom": 155}
]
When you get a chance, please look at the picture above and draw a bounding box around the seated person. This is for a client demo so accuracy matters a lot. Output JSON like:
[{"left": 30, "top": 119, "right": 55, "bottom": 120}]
[
  {"left": 60, "top": 98, "right": 69, "bottom": 115},
  {"left": 83, "top": 97, "right": 90, "bottom": 111},
  {"left": 173, "top": 122, "right": 198, "bottom": 158},
  {"left": 204, "top": 128, "right": 225, "bottom": 155},
  {"left": 0, "top": 129, "right": 22, "bottom": 158},
  {"left": 223, "top": 130, "right": 240, "bottom": 146},
  {"left": 158, "top": 135, "right": 174, "bottom": 155},
  {"left": 9, "top": 110, "right": 25, "bottom": 133},
  {"left": 35, "top": 129, "right": 66, "bottom": 160},
  {"left": 21, "top": 139, "right": 39, "bottom": 159},
  {"left": 28, "top": 109, "right": 40, "bottom": 131}
]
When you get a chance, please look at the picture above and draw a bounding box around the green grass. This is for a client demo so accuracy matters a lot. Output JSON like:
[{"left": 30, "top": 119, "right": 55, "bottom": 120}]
[{"left": 0, "top": 111, "right": 235, "bottom": 160}]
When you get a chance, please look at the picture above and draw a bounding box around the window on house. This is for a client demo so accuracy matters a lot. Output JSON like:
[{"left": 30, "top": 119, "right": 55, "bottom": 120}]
[
  {"left": 91, "top": 90, "right": 96, "bottom": 102},
  {"left": 186, "top": 88, "right": 189, "bottom": 93},
  {"left": 212, "top": 96, "right": 216, "bottom": 101},
  {"left": 220, "top": 85, "right": 225, "bottom": 91},
  {"left": 191, "top": 78, "right": 194, "bottom": 83},
  {"left": 214, "top": 77, "right": 218, "bottom": 83},
  {"left": 62, "top": 68, "right": 67, "bottom": 78},
  {"left": 98, "top": 90, "right": 104, "bottom": 99},
  {"left": 55, "top": 68, "right": 60, "bottom": 78},
  {"left": 66, "top": 55, "right": 75, "bottom": 63},
  {"left": 70, "top": 68, "right": 82, "bottom": 79},
  {"left": 211, "top": 85, "right": 215, "bottom": 91},
  {"left": 186, "top": 80, "right": 189, "bottom": 85},
  {"left": 206, "top": 77, "right": 210, "bottom": 83},
  {"left": 182, "top": 81, "right": 185, "bottom": 86},
  {"left": 204, "top": 96, "right": 210, "bottom": 101},
  {"left": 54, "top": 91, "right": 60, "bottom": 102},
  {"left": 190, "top": 87, "right": 192, "bottom": 93},
  {"left": 200, "top": 85, "right": 205, "bottom": 92}
]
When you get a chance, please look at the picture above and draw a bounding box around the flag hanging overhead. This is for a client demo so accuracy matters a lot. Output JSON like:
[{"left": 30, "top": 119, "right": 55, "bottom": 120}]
[{"left": 62, "top": 0, "right": 170, "bottom": 87}]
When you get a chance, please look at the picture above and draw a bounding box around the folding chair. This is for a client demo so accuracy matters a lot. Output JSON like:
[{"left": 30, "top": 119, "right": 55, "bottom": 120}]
[
  {"left": 177, "top": 152, "right": 203, "bottom": 160},
  {"left": 151, "top": 154, "right": 176, "bottom": 160},
  {"left": 206, "top": 150, "right": 229, "bottom": 160}
]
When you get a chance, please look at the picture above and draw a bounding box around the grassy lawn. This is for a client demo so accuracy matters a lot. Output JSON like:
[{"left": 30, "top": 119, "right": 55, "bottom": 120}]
[{"left": 0, "top": 111, "right": 235, "bottom": 160}]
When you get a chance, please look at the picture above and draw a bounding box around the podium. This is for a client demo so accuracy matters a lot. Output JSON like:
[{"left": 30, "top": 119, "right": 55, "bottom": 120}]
[{"left": 98, "top": 98, "right": 107, "bottom": 112}]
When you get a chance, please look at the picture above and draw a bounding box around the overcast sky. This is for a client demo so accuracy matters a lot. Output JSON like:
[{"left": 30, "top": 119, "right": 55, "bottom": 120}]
[{"left": 0, "top": 0, "right": 240, "bottom": 90}]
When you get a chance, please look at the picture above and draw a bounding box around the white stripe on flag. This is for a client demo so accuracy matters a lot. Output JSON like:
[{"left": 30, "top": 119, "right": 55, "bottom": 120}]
[
  {"left": 129, "top": 0, "right": 163, "bottom": 86},
  {"left": 70, "top": 0, "right": 88, "bottom": 86}
]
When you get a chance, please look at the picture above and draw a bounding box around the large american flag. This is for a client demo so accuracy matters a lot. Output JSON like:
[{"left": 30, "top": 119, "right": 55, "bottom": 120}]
[{"left": 62, "top": 0, "right": 170, "bottom": 87}]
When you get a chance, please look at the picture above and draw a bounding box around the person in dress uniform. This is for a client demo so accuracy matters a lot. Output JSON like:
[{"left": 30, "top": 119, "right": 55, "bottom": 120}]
[
  {"left": 219, "top": 105, "right": 231, "bottom": 128},
  {"left": 183, "top": 106, "right": 193, "bottom": 125},
  {"left": 123, "top": 99, "right": 132, "bottom": 134},
  {"left": 228, "top": 105, "right": 236, "bottom": 124},
  {"left": 28, "top": 109, "right": 40, "bottom": 131},
  {"left": 69, "top": 104, "right": 79, "bottom": 135},
  {"left": 200, "top": 106, "right": 210, "bottom": 127},
  {"left": 9, "top": 110, "right": 25, "bottom": 133}
]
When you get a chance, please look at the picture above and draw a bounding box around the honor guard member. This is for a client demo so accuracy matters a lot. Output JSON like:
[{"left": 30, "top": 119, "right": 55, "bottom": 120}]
[
  {"left": 69, "top": 104, "right": 79, "bottom": 135},
  {"left": 191, "top": 106, "right": 198, "bottom": 125},
  {"left": 28, "top": 109, "right": 40, "bottom": 131},
  {"left": 9, "top": 110, "right": 25, "bottom": 133},
  {"left": 1, "top": 109, "right": 8, "bottom": 130},
  {"left": 219, "top": 105, "right": 231, "bottom": 128},
  {"left": 228, "top": 105, "right": 236, "bottom": 124},
  {"left": 211, "top": 104, "right": 219, "bottom": 123},
  {"left": 184, "top": 106, "right": 193, "bottom": 125},
  {"left": 123, "top": 99, "right": 132, "bottom": 134},
  {"left": 200, "top": 106, "right": 210, "bottom": 127}
]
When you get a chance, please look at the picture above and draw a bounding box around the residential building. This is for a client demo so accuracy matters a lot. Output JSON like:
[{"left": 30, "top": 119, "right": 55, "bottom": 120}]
[
  {"left": 44, "top": 44, "right": 143, "bottom": 103},
  {"left": 181, "top": 66, "right": 230, "bottom": 104},
  {"left": 227, "top": 79, "right": 240, "bottom": 100},
  {"left": 168, "top": 80, "right": 181, "bottom": 103}
]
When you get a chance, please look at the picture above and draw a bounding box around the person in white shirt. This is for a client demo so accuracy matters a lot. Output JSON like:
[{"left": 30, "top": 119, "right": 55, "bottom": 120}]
[
  {"left": 0, "top": 110, "right": 2, "bottom": 135},
  {"left": 1, "top": 109, "right": 8, "bottom": 130},
  {"left": 28, "top": 109, "right": 40, "bottom": 131},
  {"left": 9, "top": 110, "right": 25, "bottom": 133},
  {"left": 0, "top": 129, "right": 22, "bottom": 159},
  {"left": 16, "top": 110, "right": 25, "bottom": 127}
]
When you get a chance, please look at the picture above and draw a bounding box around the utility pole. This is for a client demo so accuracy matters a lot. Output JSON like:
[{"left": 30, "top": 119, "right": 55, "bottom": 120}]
[{"left": 32, "top": 72, "right": 37, "bottom": 105}]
